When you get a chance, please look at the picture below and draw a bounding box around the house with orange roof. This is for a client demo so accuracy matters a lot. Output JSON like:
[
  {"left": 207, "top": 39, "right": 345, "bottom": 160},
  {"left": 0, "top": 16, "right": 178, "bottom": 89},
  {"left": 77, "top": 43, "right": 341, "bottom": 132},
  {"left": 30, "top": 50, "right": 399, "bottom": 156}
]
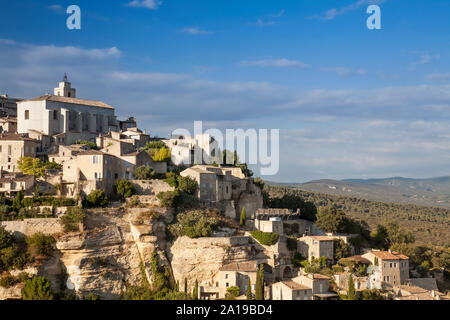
[{"left": 362, "top": 250, "right": 409, "bottom": 289}]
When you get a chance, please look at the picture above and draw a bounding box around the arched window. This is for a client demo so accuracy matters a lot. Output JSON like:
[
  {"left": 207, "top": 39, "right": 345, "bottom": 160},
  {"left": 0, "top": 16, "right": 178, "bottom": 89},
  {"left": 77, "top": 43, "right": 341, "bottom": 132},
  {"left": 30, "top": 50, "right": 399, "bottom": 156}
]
[{"left": 25, "top": 110, "right": 29, "bottom": 120}]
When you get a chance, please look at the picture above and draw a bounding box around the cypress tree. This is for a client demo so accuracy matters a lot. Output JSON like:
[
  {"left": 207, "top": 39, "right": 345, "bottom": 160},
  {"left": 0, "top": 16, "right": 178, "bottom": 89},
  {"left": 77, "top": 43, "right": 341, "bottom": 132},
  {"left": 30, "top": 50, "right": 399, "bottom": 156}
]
[
  {"left": 255, "top": 264, "right": 264, "bottom": 300},
  {"left": 184, "top": 278, "right": 188, "bottom": 294},
  {"left": 347, "top": 274, "right": 356, "bottom": 300},
  {"left": 192, "top": 280, "right": 199, "bottom": 300},
  {"left": 240, "top": 207, "right": 246, "bottom": 226},
  {"left": 246, "top": 278, "right": 252, "bottom": 300}
]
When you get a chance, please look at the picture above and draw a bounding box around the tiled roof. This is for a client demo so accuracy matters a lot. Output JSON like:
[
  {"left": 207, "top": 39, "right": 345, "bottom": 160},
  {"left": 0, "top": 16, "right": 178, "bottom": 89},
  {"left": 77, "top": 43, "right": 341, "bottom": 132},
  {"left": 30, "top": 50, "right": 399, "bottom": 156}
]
[
  {"left": 219, "top": 260, "right": 258, "bottom": 272},
  {"left": 370, "top": 250, "right": 409, "bottom": 260},
  {"left": 20, "top": 94, "right": 114, "bottom": 110},
  {"left": 312, "top": 274, "right": 330, "bottom": 280},
  {"left": 77, "top": 150, "right": 106, "bottom": 156},
  {"left": 0, "top": 133, "right": 36, "bottom": 141},
  {"left": 301, "top": 235, "right": 335, "bottom": 241},
  {"left": 281, "top": 281, "right": 311, "bottom": 291}
]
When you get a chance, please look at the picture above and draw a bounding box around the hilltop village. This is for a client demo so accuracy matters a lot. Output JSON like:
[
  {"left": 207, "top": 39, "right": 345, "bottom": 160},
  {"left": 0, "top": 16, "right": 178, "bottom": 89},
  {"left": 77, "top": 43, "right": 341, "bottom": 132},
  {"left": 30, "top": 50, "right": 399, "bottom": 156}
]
[{"left": 0, "top": 77, "right": 447, "bottom": 301}]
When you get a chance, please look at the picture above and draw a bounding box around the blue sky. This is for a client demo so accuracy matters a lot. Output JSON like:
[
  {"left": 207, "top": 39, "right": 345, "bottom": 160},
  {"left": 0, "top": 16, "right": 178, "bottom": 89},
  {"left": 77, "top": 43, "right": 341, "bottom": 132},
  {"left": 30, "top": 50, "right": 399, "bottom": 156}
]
[{"left": 0, "top": 0, "right": 450, "bottom": 182}]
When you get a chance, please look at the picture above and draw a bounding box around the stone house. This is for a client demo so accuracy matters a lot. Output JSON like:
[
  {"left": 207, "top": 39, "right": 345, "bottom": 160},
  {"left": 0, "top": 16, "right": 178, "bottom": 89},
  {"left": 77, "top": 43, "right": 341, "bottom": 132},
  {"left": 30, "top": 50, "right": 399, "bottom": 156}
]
[
  {"left": 298, "top": 235, "right": 335, "bottom": 262},
  {"left": 166, "top": 133, "right": 221, "bottom": 166},
  {"left": 0, "top": 116, "right": 17, "bottom": 133},
  {"left": 180, "top": 165, "right": 234, "bottom": 205},
  {"left": 0, "top": 94, "right": 19, "bottom": 117},
  {"left": 0, "top": 133, "right": 37, "bottom": 172},
  {"left": 217, "top": 260, "right": 258, "bottom": 298},
  {"left": 253, "top": 208, "right": 316, "bottom": 236},
  {"left": 17, "top": 77, "right": 119, "bottom": 145},
  {"left": 271, "top": 280, "right": 313, "bottom": 300},
  {"left": 362, "top": 250, "right": 409, "bottom": 289},
  {"left": 293, "top": 273, "right": 335, "bottom": 299},
  {"left": 334, "top": 272, "right": 369, "bottom": 293},
  {"left": 0, "top": 172, "right": 35, "bottom": 197}
]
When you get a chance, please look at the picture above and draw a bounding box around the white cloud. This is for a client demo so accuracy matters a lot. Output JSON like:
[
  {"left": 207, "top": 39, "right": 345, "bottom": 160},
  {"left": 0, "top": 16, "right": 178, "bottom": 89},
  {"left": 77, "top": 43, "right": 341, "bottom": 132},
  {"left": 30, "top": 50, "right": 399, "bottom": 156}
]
[
  {"left": 2, "top": 39, "right": 450, "bottom": 181},
  {"left": 181, "top": 27, "right": 213, "bottom": 35},
  {"left": 311, "top": 0, "right": 384, "bottom": 20},
  {"left": 322, "top": 67, "right": 367, "bottom": 77},
  {"left": 409, "top": 53, "right": 440, "bottom": 70},
  {"left": 253, "top": 9, "right": 285, "bottom": 27},
  {"left": 239, "top": 58, "right": 308, "bottom": 68},
  {"left": 48, "top": 4, "right": 64, "bottom": 13},
  {"left": 426, "top": 72, "right": 450, "bottom": 80},
  {"left": 126, "top": 0, "right": 161, "bottom": 9}
]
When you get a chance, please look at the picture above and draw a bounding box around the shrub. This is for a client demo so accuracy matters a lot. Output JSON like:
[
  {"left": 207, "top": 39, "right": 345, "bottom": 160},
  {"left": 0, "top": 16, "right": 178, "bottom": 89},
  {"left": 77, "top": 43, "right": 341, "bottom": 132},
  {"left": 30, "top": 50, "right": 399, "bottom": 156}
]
[
  {"left": 60, "top": 207, "right": 86, "bottom": 232},
  {"left": 292, "top": 252, "right": 306, "bottom": 267},
  {"left": 0, "top": 274, "right": 18, "bottom": 288},
  {"left": 26, "top": 233, "right": 56, "bottom": 257},
  {"left": 226, "top": 286, "right": 240, "bottom": 298},
  {"left": 151, "top": 147, "right": 171, "bottom": 163},
  {"left": 176, "top": 176, "right": 197, "bottom": 195},
  {"left": 84, "top": 190, "right": 108, "bottom": 208},
  {"left": 286, "top": 236, "right": 297, "bottom": 251},
  {"left": 75, "top": 140, "right": 98, "bottom": 150},
  {"left": 84, "top": 293, "right": 101, "bottom": 300},
  {"left": 164, "top": 172, "right": 179, "bottom": 187},
  {"left": 168, "top": 210, "right": 219, "bottom": 239},
  {"left": 240, "top": 207, "right": 246, "bottom": 227},
  {"left": 250, "top": 230, "right": 279, "bottom": 246},
  {"left": 22, "top": 276, "right": 54, "bottom": 300},
  {"left": 144, "top": 141, "right": 167, "bottom": 150},
  {"left": 0, "top": 226, "right": 14, "bottom": 250},
  {"left": 134, "top": 166, "right": 156, "bottom": 180},
  {"left": 114, "top": 179, "right": 136, "bottom": 200},
  {"left": 157, "top": 190, "right": 179, "bottom": 208}
]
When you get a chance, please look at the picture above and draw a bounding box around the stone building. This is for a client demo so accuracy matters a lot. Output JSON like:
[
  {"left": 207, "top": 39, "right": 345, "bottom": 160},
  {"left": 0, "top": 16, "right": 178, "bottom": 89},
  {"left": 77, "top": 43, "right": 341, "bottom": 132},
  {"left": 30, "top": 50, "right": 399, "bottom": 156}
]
[
  {"left": 298, "top": 235, "right": 336, "bottom": 262},
  {"left": 362, "top": 250, "right": 409, "bottom": 289},
  {"left": 0, "top": 172, "right": 35, "bottom": 197},
  {"left": 253, "top": 208, "right": 316, "bottom": 236},
  {"left": 17, "top": 76, "right": 119, "bottom": 145},
  {"left": 166, "top": 133, "right": 221, "bottom": 166},
  {"left": 0, "top": 94, "right": 19, "bottom": 117},
  {"left": 293, "top": 273, "right": 334, "bottom": 298},
  {"left": 0, "top": 116, "right": 17, "bottom": 133},
  {"left": 271, "top": 280, "right": 313, "bottom": 300},
  {"left": 0, "top": 133, "right": 37, "bottom": 172},
  {"left": 217, "top": 260, "right": 259, "bottom": 298}
]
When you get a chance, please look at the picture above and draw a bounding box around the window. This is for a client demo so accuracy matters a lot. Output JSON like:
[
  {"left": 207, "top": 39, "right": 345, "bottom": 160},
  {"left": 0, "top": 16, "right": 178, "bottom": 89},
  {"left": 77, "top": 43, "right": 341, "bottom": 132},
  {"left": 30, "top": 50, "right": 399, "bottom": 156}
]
[
  {"left": 224, "top": 274, "right": 228, "bottom": 279},
  {"left": 226, "top": 186, "right": 229, "bottom": 193},
  {"left": 68, "top": 92, "right": 71, "bottom": 97},
  {"left": 8, "top": 145, "right": 11, "bottom": 155},
  {"left": 25, "top": 110, "right": 29, "bottom": 120},
  {"left": 0, "top": 146, "right": 2, "bottom": 152},
  {"left": 53, "top": 110, "right": 58, "bottom": 120},
  {"left": 225, "top": 283, "right": 229, "bottom": 287}
]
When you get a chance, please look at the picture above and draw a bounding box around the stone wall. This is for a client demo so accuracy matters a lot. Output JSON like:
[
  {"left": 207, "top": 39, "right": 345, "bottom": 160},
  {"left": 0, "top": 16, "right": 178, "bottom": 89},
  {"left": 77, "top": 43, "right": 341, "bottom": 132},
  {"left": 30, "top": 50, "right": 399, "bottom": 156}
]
[{"left": 0, "top": 218, "right": 63, "bottom": 237}]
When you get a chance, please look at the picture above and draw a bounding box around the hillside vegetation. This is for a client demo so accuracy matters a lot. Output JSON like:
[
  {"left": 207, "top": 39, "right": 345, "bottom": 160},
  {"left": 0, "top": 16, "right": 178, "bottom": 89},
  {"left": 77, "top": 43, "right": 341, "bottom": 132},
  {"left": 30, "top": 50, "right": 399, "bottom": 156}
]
[{"left": 265, "top": 185, "right": 450, "bottom": 247}]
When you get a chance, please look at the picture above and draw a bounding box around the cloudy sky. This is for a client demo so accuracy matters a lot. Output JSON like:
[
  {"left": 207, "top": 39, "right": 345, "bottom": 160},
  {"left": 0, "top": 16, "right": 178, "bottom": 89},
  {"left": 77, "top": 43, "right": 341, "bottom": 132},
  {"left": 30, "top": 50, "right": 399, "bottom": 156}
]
[{"left": 0, "top": 0, "right": 449, "bottom": 182}]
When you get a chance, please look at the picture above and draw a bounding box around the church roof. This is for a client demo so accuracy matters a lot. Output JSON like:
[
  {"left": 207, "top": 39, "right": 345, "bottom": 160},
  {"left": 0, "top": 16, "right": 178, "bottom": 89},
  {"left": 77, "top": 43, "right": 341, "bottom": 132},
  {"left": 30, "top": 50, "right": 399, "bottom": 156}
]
[{"left": 20, "top": 94, "right": 115, "bottom": 110}]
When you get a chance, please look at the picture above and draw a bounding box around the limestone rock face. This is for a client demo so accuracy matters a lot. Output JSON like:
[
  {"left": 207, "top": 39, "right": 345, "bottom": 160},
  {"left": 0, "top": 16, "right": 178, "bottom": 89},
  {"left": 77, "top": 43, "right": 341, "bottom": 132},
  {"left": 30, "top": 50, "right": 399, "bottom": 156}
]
[
  {"left": 55, "top": 210, "right": 143, "bottom": 300},
  {"left": 167, "top": 236, "right": 262, "bottom": 290},
  {"left": 0, "top": 283, "right": 24, "bottom": 300}
]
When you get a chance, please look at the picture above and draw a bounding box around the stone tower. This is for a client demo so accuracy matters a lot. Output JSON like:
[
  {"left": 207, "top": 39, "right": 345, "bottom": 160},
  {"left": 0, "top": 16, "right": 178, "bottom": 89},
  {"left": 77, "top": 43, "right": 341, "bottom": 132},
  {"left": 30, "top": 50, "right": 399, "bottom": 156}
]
[{"left": 54, "top": 73, "right": 76, "bottom": 98}]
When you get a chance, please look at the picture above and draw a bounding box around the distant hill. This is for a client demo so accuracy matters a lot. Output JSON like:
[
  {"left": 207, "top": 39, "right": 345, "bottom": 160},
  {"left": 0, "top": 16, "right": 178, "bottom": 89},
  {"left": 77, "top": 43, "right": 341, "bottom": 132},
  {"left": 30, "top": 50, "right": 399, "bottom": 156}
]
[{"left": 276, "top": 176, "right": 450, "bottom": 209}]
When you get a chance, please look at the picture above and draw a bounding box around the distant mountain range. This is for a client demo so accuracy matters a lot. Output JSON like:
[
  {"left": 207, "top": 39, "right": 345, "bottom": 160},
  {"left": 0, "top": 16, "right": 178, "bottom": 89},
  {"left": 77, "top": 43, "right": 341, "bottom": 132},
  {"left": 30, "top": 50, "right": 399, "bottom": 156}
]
[{"left": 274, "top": 176, "right": 450, "bottom": 209}]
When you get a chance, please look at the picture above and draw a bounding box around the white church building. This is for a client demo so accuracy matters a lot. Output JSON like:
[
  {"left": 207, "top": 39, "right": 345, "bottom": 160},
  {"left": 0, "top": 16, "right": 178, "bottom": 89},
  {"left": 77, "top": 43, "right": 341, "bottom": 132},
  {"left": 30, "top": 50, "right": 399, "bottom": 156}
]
[{"left": 17, "top": 75, "right": 119, "bottom": 145}]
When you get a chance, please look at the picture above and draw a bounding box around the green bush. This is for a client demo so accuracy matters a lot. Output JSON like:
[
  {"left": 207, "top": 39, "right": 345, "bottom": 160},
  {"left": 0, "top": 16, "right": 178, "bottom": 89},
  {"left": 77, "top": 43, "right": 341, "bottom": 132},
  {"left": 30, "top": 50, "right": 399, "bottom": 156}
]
[
  {"left": 176, "top": 176, "right": 197, "bottom": 195},
  {"left": 226, "top": 286, "right": 240, "bottom": 297},
  {"left": 26, "top": 233, "right": 55, "bottom": 257},
  {"left": 75, "top": 140, "right": 98, "bottom": 150},
  {"left": 22, "top": 276, "right": 54, "bottom": 300},
  {"left": 134, "top": 166, "right": 156, "bottom": 180},
  {"left": 84, "top": 190, "right": 108, "bottom": 208},
  {"left": 164, "top": 172, "right": 179, "bottom": 187},
  {"left": 286, "top": 236, "right": 298, "bottom": 251},
  {"left": 84, "top": 293, "right": 101, "bottom": 300},
  {"left": 0, "top": 274, "right": 18, "bottom": 288},
  {"left": 0, "top": 227, "right": 30, "bottom": 272},
  {"left": 60, "top": 207, "right": 86, "bottom": 232},
  {"left": 292, "top": 252, "right": 306, "bottom": 267},
  {"left": 157, "top": 190, "right": 179, "bottom": 208},
  {"left": 114, "top": 179, "right": 137, "bottom": 200},
  {"left": 168, "top": 210, "right": 219, "bottom": 239},
  {"left": 250, "top": 230, "right": 279, "bottom": 246}
]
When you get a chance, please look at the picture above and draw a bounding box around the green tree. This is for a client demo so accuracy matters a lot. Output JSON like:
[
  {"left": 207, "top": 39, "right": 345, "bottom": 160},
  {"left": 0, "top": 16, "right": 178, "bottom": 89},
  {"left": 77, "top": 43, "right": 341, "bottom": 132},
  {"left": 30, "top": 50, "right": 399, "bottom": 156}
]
[
  {"left": 192, "top": 280, "right": 199, "bottom": 300},
  {"left": 347, "top": 274, "right": 356, "bottom": 300},
  {"left": 84, "top": 189, "right": 108, "bottom": 208},
  {"left": 255, "top": 264, "right": 264, "bottom": 300},
  {"left": 316, "top": 205, "right": 347, "bottom": 234},
  {"left": 114, "top": 179, "right": 137, "bottom": 200},
  {"left": 22, "top": 277, "right": 54, "bottom": 300},
  {"left": 26, "top": 233, "right": 55, "bottom": 257},
  {"left": 177, "top": 176, "right": 198, "bottom": 195},
  {"left": 246, "top": 278, "right": 253, "bottom": 300},
  {"left": 333, "top": 239, "right": 352, "bottom": 261},
  {"left": 134, "top": 166, "right": 156, "bottom": 180},
  {"left": 240, "top": 207, "right": 246, "bottom": 226},
  {"left": 184, "top": 278, "right": 188, "bottom": 294},
  {"left": 60, "top": 207, "right": 86, "bottom": 232}
]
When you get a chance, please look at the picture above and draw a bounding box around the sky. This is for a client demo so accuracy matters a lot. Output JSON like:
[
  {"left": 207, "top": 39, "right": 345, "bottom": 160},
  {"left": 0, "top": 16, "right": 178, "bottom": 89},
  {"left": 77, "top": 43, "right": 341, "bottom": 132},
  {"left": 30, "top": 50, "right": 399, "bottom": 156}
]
[{"left": 0, "top": 0, "right": 449, "bottom": 182}]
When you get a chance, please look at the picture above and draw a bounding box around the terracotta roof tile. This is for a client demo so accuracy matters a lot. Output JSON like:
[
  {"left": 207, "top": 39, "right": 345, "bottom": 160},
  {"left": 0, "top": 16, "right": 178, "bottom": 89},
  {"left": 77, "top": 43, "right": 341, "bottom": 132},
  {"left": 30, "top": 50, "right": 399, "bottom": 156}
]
[{"left": 20, "top": 94, "right": 114, "bottom": 110}]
